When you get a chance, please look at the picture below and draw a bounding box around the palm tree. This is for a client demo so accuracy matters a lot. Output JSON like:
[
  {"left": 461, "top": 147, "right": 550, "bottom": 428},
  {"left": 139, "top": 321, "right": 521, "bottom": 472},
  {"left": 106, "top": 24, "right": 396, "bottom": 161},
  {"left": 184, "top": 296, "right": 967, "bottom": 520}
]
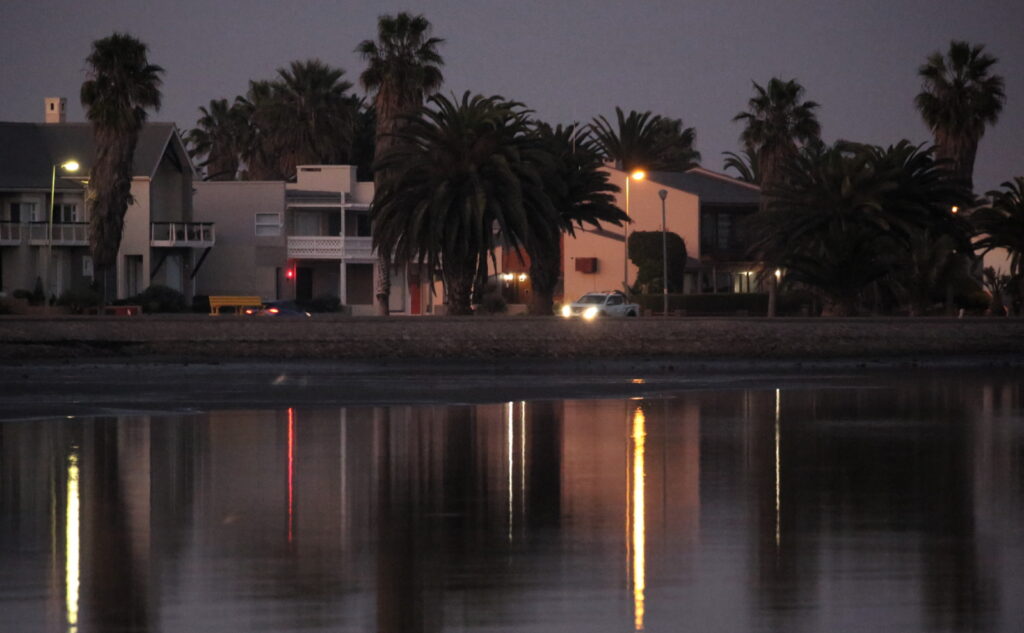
[
  {"left": 268, "top": 59, "right": 356, "bottom": 174},
  {"left": 81, "top": 33, "right": 163, "bottom": 295},
  {"left": 589, "top": 107, "right": 700, "bottom": 172},
  {"left": 748, "top": 142, "right": 968, "bottom": 316},
  {"left": 915, "top": 41, "right": 1005, "bottom": 193},
  {"left": 733, "top": 78, "right": 820, "bottom": 211},
  {"left": 234, "top": 80, "right": 284, "bottom": 180},
  {"left": 528, "top": 123, "right": 627, "bottom": 314},
  {"left": 185, "top": 98, "right": 244, "bottom": 181},
  {"left": 372, "top": 93, "right": 559, "bottom": 315},
  {"left": 357, "top": 12, "right": 444, "bottom": 315},
  {"left": 973, "top": 177, "right": 1024, "bottom": 314},
  {"left": 722, "top": 148, "right": 760, "bottom": 184}
]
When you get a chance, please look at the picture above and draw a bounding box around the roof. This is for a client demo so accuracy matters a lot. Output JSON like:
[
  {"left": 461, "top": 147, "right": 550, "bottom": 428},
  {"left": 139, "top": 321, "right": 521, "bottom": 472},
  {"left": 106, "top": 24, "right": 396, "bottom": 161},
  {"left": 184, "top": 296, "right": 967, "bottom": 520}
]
[
  {"left": 0, "top": 122, "right": 185, "bottom": 191},
  {"left": 647, "top": 167, "right": 761, "bottom": 206}
]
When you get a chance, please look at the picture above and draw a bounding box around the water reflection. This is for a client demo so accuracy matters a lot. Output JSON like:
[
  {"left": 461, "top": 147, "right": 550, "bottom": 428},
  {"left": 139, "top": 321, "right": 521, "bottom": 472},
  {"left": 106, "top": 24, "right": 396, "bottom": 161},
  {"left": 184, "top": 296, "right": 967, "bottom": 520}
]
[{"left": 0, "top": 371, "right": 1022, "bottom": 632}]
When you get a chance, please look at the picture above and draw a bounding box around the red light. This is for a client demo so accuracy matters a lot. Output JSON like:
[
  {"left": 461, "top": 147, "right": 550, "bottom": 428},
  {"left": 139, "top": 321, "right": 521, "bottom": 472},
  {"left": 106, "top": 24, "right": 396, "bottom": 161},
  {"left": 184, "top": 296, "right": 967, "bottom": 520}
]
[{"left": 285, "top": 269, "right": 294, "bottom": 279}]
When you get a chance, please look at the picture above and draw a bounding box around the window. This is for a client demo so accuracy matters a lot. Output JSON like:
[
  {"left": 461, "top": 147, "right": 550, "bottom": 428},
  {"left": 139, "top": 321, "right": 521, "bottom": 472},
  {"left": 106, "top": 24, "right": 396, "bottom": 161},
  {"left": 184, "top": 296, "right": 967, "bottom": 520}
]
[
  {"left": 53, "top": 203, "right": 78, "bottom": 223},
  {"left": 255, "top": 212, "right": 282, "bottom": 236},
  {"left": 8, "top": 202, "right": 35, "bottom": 223}
]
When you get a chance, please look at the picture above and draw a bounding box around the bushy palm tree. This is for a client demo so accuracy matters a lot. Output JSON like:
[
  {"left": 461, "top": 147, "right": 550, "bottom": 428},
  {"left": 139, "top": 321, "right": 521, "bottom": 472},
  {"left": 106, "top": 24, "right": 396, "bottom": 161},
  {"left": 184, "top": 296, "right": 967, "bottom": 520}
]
[
  {"left": 973, "top": 177, "right": 1024, "bottom": 313},
  {"left": 589, "top": 107, "right": 700, "bottom": 172},
  {"left": 373, "top": 93, "right": 559, "bottom": 315},
  {"left": 915, "top": 41, "right": 1005, "bottom": 193},
  {"left": 185, "top": 98, "right": 245, "bottom": 180},
  {"left": 81, "top": 33, "right": 163, "bottom": 288},
  {"left": 749, "top": 141, "right": 968, "bottom": 315},
  {"left": 733, "top": 78, "right": 820, "bottom": 210},
  {"left": 528, "top": 123, "right": 626, "bottom": 314},
  {"left": 358, "top": 12, "right": 444, "bottom": 315}
]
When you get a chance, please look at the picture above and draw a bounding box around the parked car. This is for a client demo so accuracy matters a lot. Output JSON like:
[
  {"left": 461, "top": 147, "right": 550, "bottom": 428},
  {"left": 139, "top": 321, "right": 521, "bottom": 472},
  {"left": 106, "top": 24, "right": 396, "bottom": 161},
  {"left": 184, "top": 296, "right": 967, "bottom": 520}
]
[
  {"left": 560, "top": 291, "right": 640, "bottom": 319},
  {"left": 246, "top": 300, "right": 311, "bottom": 317}
]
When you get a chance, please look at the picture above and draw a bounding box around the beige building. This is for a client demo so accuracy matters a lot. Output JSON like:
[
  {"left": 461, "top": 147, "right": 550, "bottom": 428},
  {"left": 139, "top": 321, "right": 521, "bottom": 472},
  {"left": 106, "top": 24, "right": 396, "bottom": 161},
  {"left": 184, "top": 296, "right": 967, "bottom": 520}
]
[
  {"left": 558, "top": 166, "right": 762, "bottom": 304},
  {"left": 194, "top": 165, "right": 432, "bottom": 314},
  {"left": 0, "top": 99, "right": 212, "bottom": 301}
]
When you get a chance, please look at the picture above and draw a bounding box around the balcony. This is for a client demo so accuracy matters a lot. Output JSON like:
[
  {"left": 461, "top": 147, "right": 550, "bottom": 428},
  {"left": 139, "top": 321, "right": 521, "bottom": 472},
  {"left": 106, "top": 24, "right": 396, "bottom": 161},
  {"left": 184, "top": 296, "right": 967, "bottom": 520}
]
[
  {"left": 287, "top": 235, "right": 374, "bottom": 260},
  {"left": 28, "top": 222, "right": 88, "bottom": 246},
  {"left": 0, "top": 222, "right": 22, "bottom": 246},
  {"left": 151, "top": 222, "right": 216, "bottom": 248}
]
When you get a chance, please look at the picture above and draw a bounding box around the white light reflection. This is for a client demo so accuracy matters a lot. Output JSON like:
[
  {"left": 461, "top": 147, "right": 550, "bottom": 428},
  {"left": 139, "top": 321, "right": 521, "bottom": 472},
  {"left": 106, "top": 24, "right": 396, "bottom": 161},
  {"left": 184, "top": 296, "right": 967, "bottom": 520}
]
[
  {"left": 66, "top": 449, "right": 80, "bottom": 633},
  {"left": 774, "top": 388, "right": 781, "bottom": 548},
  {"left": 631, "top": 407, "right": 646, "bottom": 630},
  {"left": 519, "top": 400, "right": 526, "bottom": 519},
  {"left": 507, "top": 401, "right": 514, "bottom": 541}
]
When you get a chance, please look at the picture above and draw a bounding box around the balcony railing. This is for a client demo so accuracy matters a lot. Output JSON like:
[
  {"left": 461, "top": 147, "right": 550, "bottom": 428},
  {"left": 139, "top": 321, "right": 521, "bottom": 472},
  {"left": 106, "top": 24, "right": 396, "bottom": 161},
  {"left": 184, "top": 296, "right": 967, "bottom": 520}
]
[
  {"left": 0, "top": 222, "right": 22, "bottom": 245},
  {"left": 287, "top": 235, "right": 373, "bottom": 260},
  {"left": 28, "top": 222, "right": 88, "bottom": 246},
  {"left": 151, "top": 222, "right": 215, "bottom": 247}
]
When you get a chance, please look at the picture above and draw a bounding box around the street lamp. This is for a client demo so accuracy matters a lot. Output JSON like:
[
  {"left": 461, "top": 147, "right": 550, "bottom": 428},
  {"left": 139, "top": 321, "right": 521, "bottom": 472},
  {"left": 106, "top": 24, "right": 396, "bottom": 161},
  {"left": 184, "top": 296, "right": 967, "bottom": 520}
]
[
  {"left": 658, "top": 189, "right": 668, "bottom": 316},
  {"left": 623, "top": 168, "right": 646, "bottom": 293},
  {"left": 45, "top": 160, "right": 79, "bottom": 309}
]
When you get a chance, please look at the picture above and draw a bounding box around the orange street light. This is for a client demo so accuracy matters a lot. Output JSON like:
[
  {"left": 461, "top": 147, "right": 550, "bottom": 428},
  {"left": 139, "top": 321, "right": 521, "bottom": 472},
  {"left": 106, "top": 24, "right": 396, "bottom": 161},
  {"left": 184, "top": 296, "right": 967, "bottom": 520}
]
[{"left": 624, "top": 168, "right": 647, "bottom": 292}]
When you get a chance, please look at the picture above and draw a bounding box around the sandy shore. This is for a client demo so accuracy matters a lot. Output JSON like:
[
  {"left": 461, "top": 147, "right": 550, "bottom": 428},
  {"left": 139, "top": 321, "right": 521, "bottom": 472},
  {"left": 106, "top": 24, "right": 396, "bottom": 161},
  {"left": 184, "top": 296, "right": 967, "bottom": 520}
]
[{"left": 1, "top": 314, "right": 1023, "bottom": 363}]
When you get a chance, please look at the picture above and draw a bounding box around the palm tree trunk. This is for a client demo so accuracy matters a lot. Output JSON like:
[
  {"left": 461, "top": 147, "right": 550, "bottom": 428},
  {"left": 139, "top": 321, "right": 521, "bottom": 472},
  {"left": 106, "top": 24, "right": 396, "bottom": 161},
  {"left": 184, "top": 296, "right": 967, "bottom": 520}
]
[
  {"left": 528, "top": 243, "right": 560, "bottom": 316},
  {"left": 443, "top": 258, "right": 476, "bottom": 316}
]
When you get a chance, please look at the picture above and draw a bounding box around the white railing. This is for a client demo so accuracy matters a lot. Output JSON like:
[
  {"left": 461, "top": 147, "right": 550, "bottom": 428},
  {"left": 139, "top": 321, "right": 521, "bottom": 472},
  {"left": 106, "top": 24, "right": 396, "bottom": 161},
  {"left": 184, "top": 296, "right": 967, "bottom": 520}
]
[
  {"left": 151, "top": 222, "right": 216, "bottom": 247},
  {"left": 0, "top": 222, "right": 21, "bottom": 245},
  {"left": 28, "top": 222, "right": 88, "bottom": 246},
  {"left": 287, "top": 235, "right": 374, "bottom": 260}
]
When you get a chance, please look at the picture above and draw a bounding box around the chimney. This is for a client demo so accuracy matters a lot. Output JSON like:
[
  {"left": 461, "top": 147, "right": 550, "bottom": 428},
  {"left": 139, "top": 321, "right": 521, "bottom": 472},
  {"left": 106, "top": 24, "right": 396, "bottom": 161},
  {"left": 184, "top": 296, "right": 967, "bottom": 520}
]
[{"left": 44, "top": 97, "right": 67, "bottom": 124}]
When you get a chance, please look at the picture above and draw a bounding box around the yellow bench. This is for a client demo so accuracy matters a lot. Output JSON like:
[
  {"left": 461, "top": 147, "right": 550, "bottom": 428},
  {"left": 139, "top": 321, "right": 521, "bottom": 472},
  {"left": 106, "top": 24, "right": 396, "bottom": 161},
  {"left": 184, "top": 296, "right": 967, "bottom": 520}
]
[{"left": 209, "top": 296, "right": 263, "bottom": 315}]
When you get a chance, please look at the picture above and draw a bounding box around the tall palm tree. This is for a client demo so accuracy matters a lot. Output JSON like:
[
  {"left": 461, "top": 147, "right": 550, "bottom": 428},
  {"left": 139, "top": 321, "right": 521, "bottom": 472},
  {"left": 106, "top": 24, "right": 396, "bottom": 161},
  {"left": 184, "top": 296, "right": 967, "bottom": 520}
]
[
  {"left": 915, "top": 41, "right": 1005, "bottom": 193},
  {"left": 973, "top": 177, "right": 1024, "bottom": 314},
  {"left": 234, "top": 80, "right": 284, "bottom": 180},
  {"left": 528, "top": 123, "right": 627, "bottom": 314},
  {"left": 733, "top": 78, "right": 820, "bottom": 211},
  {"left": 372, "top": 93, "right": 559, "bottom": 315},
  {"left": 81, "top": 33, "right": 163, "bottom": 295},
  {"left": 589, "top": 107, "right": 700, "bottom": 172},
  {"left": 185, "top": 98, "right": 245, "bottom": 181},
  {"left": 357, "top": 12, "right": 444, "bottom": 315}
]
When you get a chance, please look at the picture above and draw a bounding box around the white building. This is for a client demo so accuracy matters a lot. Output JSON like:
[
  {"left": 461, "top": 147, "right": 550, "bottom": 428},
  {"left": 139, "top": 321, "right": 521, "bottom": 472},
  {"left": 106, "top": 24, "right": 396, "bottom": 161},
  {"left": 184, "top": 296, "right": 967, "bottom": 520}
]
[{"left": 0, "top": 98, "right": 213, "bottom": 301}]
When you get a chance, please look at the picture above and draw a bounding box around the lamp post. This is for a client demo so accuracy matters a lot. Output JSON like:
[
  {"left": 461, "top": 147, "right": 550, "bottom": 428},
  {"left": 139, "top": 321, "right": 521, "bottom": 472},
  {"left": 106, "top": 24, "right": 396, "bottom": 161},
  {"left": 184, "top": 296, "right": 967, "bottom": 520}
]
[
  {"left": 623, "top": 168, "right": 646, "bottom": 293},
  {"left": 45, "top": 160, "right": 79, "bottom": 311},
  {"left": 658, "top": 189, "right": 668, "bottom": 316}
]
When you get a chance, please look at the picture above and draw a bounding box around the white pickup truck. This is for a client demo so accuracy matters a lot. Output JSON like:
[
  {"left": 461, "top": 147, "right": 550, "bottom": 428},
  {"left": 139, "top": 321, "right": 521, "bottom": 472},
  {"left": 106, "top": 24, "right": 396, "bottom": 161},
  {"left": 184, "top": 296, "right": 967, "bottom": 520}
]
[{"left": 560, "top": 291, "right": 640, "bottom": 319}]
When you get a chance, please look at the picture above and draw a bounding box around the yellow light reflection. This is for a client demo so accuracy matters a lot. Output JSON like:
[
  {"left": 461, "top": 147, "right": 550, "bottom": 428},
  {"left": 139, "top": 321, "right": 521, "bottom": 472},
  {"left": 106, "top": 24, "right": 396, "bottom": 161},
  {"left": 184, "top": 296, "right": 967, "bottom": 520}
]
[
  {"left": 66, "top": 450, "right": 80, "bottom": 633},
  {"left": 631, "top": 407, "right": 646, "bottom": 630}
]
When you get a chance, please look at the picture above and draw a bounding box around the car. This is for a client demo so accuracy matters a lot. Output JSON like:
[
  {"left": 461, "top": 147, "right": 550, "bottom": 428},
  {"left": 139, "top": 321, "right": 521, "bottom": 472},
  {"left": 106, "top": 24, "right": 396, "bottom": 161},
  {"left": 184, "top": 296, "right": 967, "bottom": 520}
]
[
  {"left": 245, "top": 300, "right": 311, "bottom": 317},
  {"left": 560, "top": 291, "right": 640, "bottom": 319}
]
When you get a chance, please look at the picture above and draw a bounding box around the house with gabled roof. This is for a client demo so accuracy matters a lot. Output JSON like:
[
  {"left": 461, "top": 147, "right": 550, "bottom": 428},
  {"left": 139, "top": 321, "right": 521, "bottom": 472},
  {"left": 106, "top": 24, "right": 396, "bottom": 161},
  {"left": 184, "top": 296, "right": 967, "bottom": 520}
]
[
  {"left": 556, "top": 165, "right": 762, "bottom": 305},
  {"left": 0, "top": 98, "right": 213, "bottom": 302}
]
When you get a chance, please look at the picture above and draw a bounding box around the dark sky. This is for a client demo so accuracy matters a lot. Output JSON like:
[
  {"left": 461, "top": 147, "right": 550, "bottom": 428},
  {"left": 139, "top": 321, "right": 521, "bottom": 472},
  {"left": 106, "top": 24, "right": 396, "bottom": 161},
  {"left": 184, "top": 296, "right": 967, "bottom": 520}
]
[{"left": 2, "top": 0, "right": 1021, "bottom": 191}]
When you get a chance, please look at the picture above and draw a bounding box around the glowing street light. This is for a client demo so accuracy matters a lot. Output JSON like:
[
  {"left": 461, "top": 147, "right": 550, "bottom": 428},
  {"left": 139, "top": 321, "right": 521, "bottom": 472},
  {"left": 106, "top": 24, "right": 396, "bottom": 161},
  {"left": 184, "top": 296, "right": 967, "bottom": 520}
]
[
  {"left": 45, "top": 160, "right": 80, "bottom": 310},
  {"left": 623, "top": 169, "right": 646, "bottom": 292}
]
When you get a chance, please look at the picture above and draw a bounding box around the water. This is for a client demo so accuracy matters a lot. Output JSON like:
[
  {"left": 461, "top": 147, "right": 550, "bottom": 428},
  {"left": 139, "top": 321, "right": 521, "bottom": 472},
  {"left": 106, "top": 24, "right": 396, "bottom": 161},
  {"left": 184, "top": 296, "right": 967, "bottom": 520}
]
[{"left": 2, "top": 371, "right": 1023, "bottom": 632}]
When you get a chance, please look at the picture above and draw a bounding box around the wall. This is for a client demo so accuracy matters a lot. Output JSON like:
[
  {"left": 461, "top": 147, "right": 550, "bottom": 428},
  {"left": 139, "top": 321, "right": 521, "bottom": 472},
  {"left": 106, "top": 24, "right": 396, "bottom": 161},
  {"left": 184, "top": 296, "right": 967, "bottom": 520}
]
[
  {"left": 291, "top": 165, "right": 355, "bottom": 194},
  {"left": 562, "top": 168, "right": 700, "bottom": 303},
  {"left": 193, "top": 181, "right": 286, "bottom": 299}
]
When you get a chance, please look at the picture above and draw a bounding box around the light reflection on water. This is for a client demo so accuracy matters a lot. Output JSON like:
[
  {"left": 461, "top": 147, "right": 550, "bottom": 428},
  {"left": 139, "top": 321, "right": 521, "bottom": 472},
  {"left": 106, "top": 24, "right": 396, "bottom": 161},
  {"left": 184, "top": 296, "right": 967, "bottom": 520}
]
[{"left": 1, "top": 372, "right": 1023, "bottom": 632}]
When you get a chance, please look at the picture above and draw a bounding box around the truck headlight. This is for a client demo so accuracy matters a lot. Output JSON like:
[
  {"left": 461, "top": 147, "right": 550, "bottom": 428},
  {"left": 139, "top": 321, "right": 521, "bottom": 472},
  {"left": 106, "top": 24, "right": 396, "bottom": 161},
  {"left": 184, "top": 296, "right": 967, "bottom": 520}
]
[
  {"left": 561, "top": 305, "right": 572, "bottom": 318},
  {"left": 583, "top": 306, "right": 599, "bottom": 320}
]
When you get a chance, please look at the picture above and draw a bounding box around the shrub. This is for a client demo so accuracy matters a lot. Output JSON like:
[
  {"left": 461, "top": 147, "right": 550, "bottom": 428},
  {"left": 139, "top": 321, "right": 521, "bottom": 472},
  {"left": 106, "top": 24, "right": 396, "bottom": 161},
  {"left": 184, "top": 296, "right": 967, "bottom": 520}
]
[
  {"left": 123, "top": 285, "right": 188, "bottom": 313},
  {"left": 309, "top": 294, "right": 342, "bottom": 313},
  {"left": 628, "top": 231, "right": 687, "bottom": 293},
  {"left": 57, "top": 287, "right": 103, "bottom": 314},
  {"left": 30, "top": 277, "right": 45, "bottom": 306},
  {"left": 634, "top": 292, "right": 768, "bottom": 315},
  {"left": 12, "top": 289, "right": 32, "bottom": 301}
]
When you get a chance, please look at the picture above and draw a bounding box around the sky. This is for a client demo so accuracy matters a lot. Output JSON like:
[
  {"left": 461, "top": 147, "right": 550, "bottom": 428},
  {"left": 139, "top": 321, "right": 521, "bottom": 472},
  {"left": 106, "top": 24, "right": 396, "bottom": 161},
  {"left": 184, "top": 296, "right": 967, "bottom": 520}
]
[{"left": 1, "top": 0, "right": 1022, "bottom": 191}]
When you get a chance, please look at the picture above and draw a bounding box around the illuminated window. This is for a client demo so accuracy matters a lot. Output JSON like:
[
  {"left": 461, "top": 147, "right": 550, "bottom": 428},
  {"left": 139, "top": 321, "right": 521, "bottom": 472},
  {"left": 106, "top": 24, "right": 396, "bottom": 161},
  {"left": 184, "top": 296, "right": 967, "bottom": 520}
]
[{"left": 255, "top": 212, "right": 282, "bottom": 236}]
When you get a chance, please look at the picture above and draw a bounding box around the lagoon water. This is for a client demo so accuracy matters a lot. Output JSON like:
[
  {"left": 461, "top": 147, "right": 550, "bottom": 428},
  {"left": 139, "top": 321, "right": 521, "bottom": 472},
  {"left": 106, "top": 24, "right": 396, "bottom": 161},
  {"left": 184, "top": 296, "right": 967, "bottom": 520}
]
[{"left": 2, "top": 371, "right": 1023, "bottom": 632}]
